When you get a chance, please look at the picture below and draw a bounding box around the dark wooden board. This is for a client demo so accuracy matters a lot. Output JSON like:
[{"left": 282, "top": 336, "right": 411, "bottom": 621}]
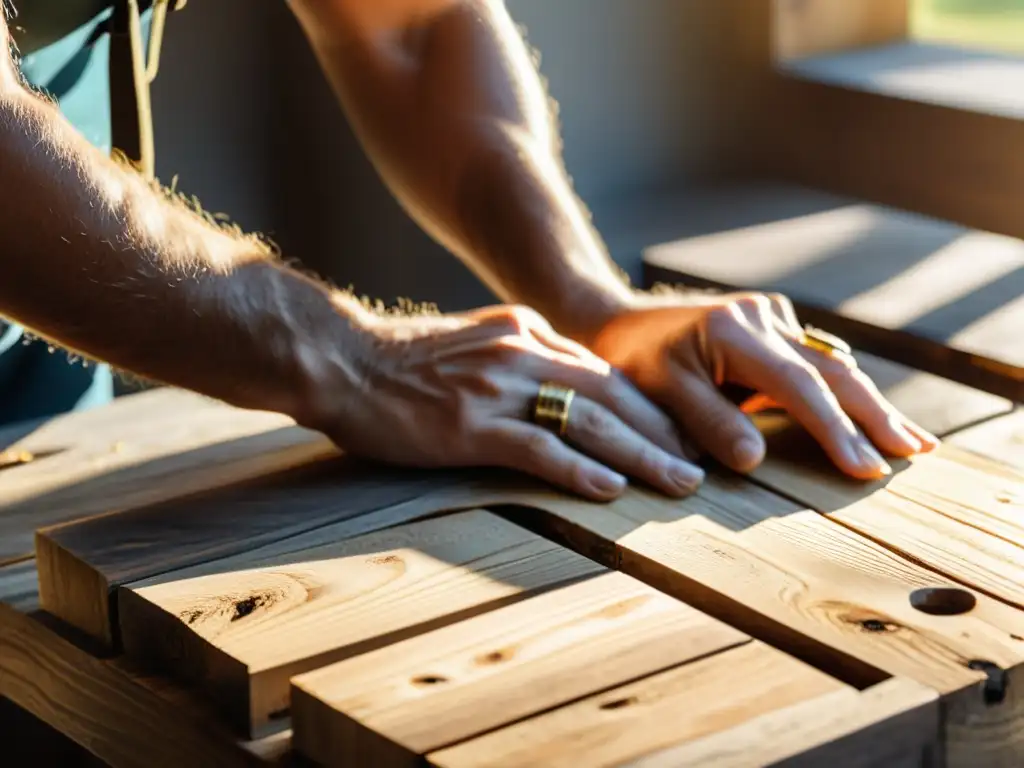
[{"left": 633, "top": 180, "right": 1023, "bottom": 400}]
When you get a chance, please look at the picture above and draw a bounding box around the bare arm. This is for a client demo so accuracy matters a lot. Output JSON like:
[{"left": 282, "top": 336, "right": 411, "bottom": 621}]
[
  {"left": 288, "top": 0, "right": 635, "bottom": 346},
  {"left": 0, "top": 15, "right": 371, "bottom": 424}
]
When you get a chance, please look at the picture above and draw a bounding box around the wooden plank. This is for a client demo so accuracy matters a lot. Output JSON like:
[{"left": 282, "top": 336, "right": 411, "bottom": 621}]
[
  {"left": 638, "top": 181, "right": 1024, "bottom": 400},
  {"left": 117, "top": 510, "right": 602, "bottom": 736},
  {"left": 747, "top": 422, "right": 1024, "bottom": 614},
  {"left": 0, "top": 604, "right": 273, "bottom": 768},
  {"left": 774, "top": 0, "right": 909, "bottom": 61},
  {"left": 473, "top": 476, "right": 1024, "bottom": 765},
  {"left": 0, "top": 387, "right": 336, "bottom": 563},
  {"left": 289, "top": 571, "right": 749, "bottom": 766},
  {"left": 427, "top": 641, "right": 848, "bottom": 768},
  {"left": 628, "top": 678, "right": 940, "bottom": 768},
  {"left": 948, "top": 409, "right": 1024, "bottom": 471},
  {"left": 36, "top": 459, "right": 472, "bottom": 649}
]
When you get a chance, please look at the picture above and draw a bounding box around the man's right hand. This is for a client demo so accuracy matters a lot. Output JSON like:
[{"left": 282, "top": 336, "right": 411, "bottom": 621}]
[{"left": 315, "top": 304, "right": 705, "bottom": 502}]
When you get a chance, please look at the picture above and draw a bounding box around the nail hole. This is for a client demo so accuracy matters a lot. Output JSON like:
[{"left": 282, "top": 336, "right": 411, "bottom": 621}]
[
  {"left": 232, "top": 596, "right": 260, "bottom": 621},
  {"left": 910, "top": 587, "right": 976, "bottom": 616},
  {"left": 600, "top": 696, "right": 638, "bottom": 711},
  {"left": 860, "top": 618, "right": 898, "bottom": 633},
  {"left": 412, "top": 675, "right": 447, "bottom": 686}
]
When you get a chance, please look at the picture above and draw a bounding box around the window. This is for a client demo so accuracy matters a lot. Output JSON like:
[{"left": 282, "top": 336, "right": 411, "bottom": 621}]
[{"left": 912, "top": 0, "right": 1024, "bottom": 53}]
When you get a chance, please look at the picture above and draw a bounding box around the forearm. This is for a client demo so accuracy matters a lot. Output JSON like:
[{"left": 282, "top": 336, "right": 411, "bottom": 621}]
[
  {"left": 292, "top": 0, "right": 636, "bottom": 345},
  {"left": 0, "top": 80, "right": 367, "bottom": 422}
]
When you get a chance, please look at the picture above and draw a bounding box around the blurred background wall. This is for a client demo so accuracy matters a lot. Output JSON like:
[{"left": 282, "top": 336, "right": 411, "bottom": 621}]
[{"left": 149, "top": 0, "right": 775, "bottom": 312}]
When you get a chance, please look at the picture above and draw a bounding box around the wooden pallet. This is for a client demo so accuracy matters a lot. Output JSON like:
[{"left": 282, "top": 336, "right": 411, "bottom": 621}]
[{"left": 1, "top": 345, "right": 1022, "bottom": 766}]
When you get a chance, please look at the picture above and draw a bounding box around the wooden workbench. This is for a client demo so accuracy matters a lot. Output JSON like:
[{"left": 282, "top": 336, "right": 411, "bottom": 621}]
[{"left": 1, "top": 342, "right": 1022, "bottom": 766}]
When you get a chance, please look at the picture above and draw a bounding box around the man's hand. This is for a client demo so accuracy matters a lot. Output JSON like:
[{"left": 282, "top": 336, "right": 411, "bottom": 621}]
[
  {"left": 314, "top": 305, "right": 704, "bottom": 501},
  {"left": 588, "top": 292, "right": 939, "bottom": 481}
]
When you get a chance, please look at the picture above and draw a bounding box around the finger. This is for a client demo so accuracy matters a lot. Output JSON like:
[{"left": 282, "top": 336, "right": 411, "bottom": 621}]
[
  {"left": 767, "top": 292, "right": 802, "bottom": 333},
  {"left": 560, "top": 396, "right": 704, "bottom": 497},
  {"left": 524, "top": 352, "right": 695, "bottom": 461},
  {"left": 661, "top": 357, "right": 766, "bottom": 473},
  {"left": 485, "top": 422, "right": 627, "bottom": 501},
  {"left": 778, "top": 328, "right": 937, "bottom": 457},
  {"left": 723, "top": 329, "right": 891, "bottom": 480}
]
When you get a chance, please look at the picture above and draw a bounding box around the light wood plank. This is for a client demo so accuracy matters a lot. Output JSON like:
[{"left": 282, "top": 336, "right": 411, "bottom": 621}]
[
  {"left": 0, "top": 387, "right": 335, "bottom": 563},
  {"left": 428, "top": 641, "right": 844, "bottom": 768},
  {"left": 38, "top": 459, "right": 1024, "bottom": 761},
  {"left": 638, "top": 180, "right": 1024, "bottom": 399},
  {"left": 36, "top": 458, "right": 469, "bottom": 648},
  {"left": 290, "top": 571, "right": 748, "bottom": 767},
  {"left": 118, "top": 510, "right": 602, "bottom": 736},
  {"left": 948, "top": 409, "right": 1024, "bottom": 471},
  {"left": 629, "top": 678, "right": 940, "bottom": 768}
]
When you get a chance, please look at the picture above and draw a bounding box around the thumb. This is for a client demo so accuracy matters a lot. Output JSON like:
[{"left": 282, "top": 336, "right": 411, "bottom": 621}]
[{"left": 663, "top": 360, "right": 766, "bottom": 473}]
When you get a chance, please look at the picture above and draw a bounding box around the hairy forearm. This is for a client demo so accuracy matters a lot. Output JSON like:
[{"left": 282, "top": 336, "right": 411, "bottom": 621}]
[
  {"left": 0, "top": 81, "right": 366, "bottom": 421},
  {"left": 293, "top": 0, "right": 636, "bottom": 345}
]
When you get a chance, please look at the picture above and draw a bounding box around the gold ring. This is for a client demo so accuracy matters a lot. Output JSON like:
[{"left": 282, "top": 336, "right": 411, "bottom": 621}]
[
  {"left": 799, "top": 325, "right": 852, "bottom": 358},
  {"left": 533, "top": 382, "right": 575, "bottom": 438}
]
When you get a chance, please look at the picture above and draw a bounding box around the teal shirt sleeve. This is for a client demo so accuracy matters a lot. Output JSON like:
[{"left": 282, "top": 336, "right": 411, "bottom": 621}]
[{"left": 0, "top": 10, "right": 123, "bottom": 424}]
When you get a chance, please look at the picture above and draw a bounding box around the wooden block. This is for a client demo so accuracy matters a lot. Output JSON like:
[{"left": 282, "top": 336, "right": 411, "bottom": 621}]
[
  {"left": 36, "top": 458, "right": 472, "bottom": 648},
  {"left": 0, "top": 387, "right": 335, "bottom": 563},
  {"left": 117, "top": 510, "right": 602, "bottom": 736},
  {"left": 427, "top": 642, "right": 864, "bottom": 768},
  {"left": 638, "top": 180, "right": 1024, "bottom": 400},
  {"left": 948, "top": 409, "right": 1024, "bottom": 471},
  {"left": 627, "top": 678, "right": 940, "bottom": 768},
  {"left": 461, "top": 476, "right": 1024, "bottom": 765},
  {"left": 290, "top": 571, "right": 748, "bottom": 766}
]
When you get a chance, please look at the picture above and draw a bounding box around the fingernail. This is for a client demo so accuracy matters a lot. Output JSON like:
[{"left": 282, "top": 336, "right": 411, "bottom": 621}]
[
  {"left": 591, "top": 468, "right": 627, "bottom": 497},
  {"left": 669, "top": 461, "right": 705, "bottom": 493},
  {"left": 732, "top": 437, "right": 765, "bottom": 471},
  {"left": 888, "top": 415, "right": 922, "bottom": 453},
  {"left": 854, "top": 438, "right": 891, "bottom": 476}
]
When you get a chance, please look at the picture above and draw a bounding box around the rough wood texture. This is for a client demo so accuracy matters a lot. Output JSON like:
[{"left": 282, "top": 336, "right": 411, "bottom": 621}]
[
  {"left": 118, "top": 510, "right": 602, "bottom": 736},
  {"left": 36, "top": 458, "right": 470, "bottom": 648},
  {"left": 0, "top": 605, "right": 277, "bottom": 768},
  {"left": 773, "top": 0, "right": 909, "bottom": 61},
  {"left": 290, "top": 571, "right": 748, "bottom": 766},
  {"left": 0, "top": 388, "right": 335, "bottom": 564},
  {"left": 639, "top": 181, "right": 1023, "bottom": 400},
  {"left": 629, "top": 678, "right": 940, "bottom": 768},
  {"left": 749, "top": 427, "right": 1024, "bottom": 614},
  {"left": 427, "top": 641, "right": 846, "bottom": 768},
  {"left": 484, "top": 476, "right": 1024, "bottom": 766},
  {"left": 948, "top": 409, "right": 1024, "bottom": 471}
]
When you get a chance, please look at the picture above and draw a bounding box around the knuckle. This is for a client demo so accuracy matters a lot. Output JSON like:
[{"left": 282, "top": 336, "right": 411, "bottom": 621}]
[
  {"left": 572, "top": 404, "right": 608, "bottom": 440},
  {"left": 520, "top": 430, "right": 560, "bottom": 463},
  {"left": 506, "top": 304, "right": 545, "bottom": 333}
]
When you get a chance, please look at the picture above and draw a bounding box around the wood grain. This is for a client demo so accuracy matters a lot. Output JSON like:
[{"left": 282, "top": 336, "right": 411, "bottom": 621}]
[
  {"left": 629, "top": 678, "right": 940, "bottom": 768},
  {"left": 638, "top": 180, "right": 1023, "bottom": 399},
  {"left": 290, "top": 571, "right": 748, "bottom": 766},
  {"left": 0, "top": 387, "right": 336, "bottom": 564},
  {"left": 427, "top": 640, "right": 844, "bottom": 768},
  {"left": 118, "top": 510, "right": 602, "bottom": 736},
  {"left": 37, "top": 458, "right": 473, "bottom": 648},
  {"left": 948, "top": 409, "right": 1024, "bottom": 471}
]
